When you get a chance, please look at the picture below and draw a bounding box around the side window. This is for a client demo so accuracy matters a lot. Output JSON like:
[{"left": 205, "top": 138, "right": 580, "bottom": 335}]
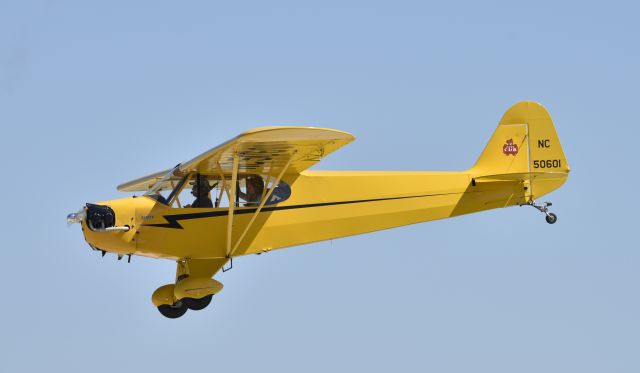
[
  {"left": 238, "top": 175, "right": 265, "bottom": 206},
  {"left": 239, "top": 175, "right": 292, "bottom": 206},
  {"left": 264, "top": 180, "right": 291, "bottom": 205},
  {"left": 166, "top": 173, "right": 292, "bottom": 208},
  {"left": 169, "top": 174, "right": 216, "bottom": 208}
]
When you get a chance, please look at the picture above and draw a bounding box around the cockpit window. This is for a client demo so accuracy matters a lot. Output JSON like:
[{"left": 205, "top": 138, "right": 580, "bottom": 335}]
[
  {"left": 165, "top": 174, "right": 190, "bottom": 204},
  {"left": 188, "top": 175, "right": 215, "bottom": 208},
  {"left": 237, "top": 175, "right": 292, "bottom": 206},
  {"left": 238, "top": 175, "right": 264, "bottom": 206},
  {"left": 146, "top": 192, "right": 169, "bottom": 205},
  {"left": 163, "top": 174, "right": 216, "bottom": 208},
  {"left": 156, "top": 173, "right": 291, "bottom": 208},
  {"left": 264, "top": 180, "right": 291, "bottom": 205}
]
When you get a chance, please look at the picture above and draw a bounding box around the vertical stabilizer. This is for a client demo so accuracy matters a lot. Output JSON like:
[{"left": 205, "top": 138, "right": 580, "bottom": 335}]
[{"left": 470, "top": 101, "right": 570, "bottom": 200}]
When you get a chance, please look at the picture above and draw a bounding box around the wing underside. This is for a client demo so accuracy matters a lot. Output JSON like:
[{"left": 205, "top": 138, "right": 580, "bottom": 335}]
[{"left": 118, "top": 127, "right": 355, "bottom": 192}]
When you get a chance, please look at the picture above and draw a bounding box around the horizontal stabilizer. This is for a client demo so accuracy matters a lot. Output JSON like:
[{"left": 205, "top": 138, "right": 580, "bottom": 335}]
[{"left": 474, "top": 171, "right": 569, "bottom": 183}]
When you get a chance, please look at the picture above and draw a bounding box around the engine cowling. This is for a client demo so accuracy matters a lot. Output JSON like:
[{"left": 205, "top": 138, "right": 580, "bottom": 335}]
[{"left": 86, "top": 203, "right": 116, "bottom": 231}]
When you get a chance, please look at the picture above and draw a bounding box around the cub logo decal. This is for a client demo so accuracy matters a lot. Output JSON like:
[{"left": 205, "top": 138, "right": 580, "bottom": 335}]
[{"left": 503, "top": 139, "right": 518, "bottom": 156}]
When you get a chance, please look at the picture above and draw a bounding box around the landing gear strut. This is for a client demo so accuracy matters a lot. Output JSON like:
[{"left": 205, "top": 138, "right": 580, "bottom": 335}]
[
  {"left": 523, "top": 200, "right": 557, "bottom": 224},
  {"left": 153, "top": 259, "right": 226, "bottom": 318}
]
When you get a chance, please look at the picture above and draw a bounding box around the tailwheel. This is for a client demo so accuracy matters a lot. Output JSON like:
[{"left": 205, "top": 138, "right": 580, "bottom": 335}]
[
  {"left": 522, "top": 200, "right": 558, "bottom": 224},
  {"left": 183, "top": 294, "right": 213, "bottom": 311},
  {"left": 157, "top": 301, "right": 188, "bottom": 319},
  {"left": 545, "top": 212, "right": 557, "bottom": 224}
]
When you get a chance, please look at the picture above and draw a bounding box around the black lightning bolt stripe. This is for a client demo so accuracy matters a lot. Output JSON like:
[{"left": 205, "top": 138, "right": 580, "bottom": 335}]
[{"left": 145, "top": 192, "right": 459, "bottom": 229}]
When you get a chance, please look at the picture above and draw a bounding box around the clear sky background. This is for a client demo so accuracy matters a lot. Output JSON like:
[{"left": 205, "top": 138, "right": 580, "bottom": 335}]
[{"left": 1, "top": 1, "right": 638, "bottom": 372}]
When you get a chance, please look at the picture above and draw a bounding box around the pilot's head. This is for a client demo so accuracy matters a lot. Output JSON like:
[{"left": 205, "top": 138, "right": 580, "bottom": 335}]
[
  {"left": 245, "top": 175, "right": 264, "bottom": 200},
  {"left": 191, "top": 176, "right": 211, "bottom": 198}
]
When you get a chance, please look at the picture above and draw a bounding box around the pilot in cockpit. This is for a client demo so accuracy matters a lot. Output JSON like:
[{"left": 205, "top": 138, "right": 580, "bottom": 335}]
[
  {"left": 239, "top": 175, "right": 264, "bottom": 206},
  {"left": 187, "top": 175, "right": 214, "bottom": 208}
]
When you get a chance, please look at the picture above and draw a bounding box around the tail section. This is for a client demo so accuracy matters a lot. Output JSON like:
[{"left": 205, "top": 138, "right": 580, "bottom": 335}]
[{"left": 470, "top": 101, "right": 570, "bottom": 201}]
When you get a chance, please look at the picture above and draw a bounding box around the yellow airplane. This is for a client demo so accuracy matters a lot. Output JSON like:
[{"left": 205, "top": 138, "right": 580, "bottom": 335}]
[{"left": 67, "top": 101, "right": 569, "bottom": 318}]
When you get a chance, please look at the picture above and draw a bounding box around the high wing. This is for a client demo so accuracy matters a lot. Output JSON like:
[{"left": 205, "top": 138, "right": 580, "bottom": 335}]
[{"left": 117, "top": 126, "right": 355, "bottom": 192}]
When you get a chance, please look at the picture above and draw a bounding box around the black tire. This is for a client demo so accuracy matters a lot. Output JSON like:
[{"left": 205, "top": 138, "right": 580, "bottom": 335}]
[
  {"left": 183, "top": 294, "right": 213, "bottom": 311},
  {"left": 545, "top": 213, "right": 557, "bottom": 224},
  {"left": 157, "top": 302, "right": 188, "bottom": 319}
]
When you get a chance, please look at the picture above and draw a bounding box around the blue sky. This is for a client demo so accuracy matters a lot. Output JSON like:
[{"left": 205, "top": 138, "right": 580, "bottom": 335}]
[{"left": 1, "top": 1, "right": 638, "bottom": 372}]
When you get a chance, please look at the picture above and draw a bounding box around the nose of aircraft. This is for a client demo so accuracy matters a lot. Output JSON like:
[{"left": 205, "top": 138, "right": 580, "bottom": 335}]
[
  {"left": 69, "top": 199, "right": 137, "bottom": 256},
  {"left": 67, "top": 203, "right": 131, "bottom": 232}
]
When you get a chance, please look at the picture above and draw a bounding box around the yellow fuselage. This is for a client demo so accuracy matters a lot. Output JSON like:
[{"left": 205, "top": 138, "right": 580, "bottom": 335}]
[{"left": 82, "top": 169, "right": 565, "bottom": 260}]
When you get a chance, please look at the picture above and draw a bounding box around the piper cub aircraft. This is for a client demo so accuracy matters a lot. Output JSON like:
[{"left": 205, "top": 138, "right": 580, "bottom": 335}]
[{"left": 68, "top": 101, "right": 569, "bottom": 318}]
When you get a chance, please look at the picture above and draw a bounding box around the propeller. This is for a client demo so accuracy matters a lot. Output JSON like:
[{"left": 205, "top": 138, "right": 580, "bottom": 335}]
[{"left": 66, "top": 207, "right": 86, "bottom": 226}]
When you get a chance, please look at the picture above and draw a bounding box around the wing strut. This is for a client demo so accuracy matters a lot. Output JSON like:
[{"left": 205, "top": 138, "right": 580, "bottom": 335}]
[
  {"left": 215, "top": 162, "right": 231, "bottom": 200},
  {"left": 229, "top": 151, "right": 297, "bottom": 257},
  {"left": 225, "top": 149, "right": 240, "bottom": 258},
  {"left": 170, "top": 180, "right": 182, "bottom": 208},
  {"left": 214, "top": 161, "right": 231, "bottom": 208}
]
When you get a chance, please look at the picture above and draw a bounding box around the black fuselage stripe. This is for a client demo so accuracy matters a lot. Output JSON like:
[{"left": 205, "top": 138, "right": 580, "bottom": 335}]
[{"left": 146, "top": 192, "right": 459, "bottom": 229}]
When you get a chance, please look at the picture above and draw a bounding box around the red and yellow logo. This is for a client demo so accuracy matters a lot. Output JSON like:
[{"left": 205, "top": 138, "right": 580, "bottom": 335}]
[{"left": 503, "top": 139, "right": 518, "bottom": 156}]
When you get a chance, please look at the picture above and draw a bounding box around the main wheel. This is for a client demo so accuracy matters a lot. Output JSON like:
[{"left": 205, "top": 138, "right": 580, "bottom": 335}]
[
  {"left": 545, "top": 213, "right": 557, "bottom": 224},
  {"left": 157, "top": 301, "right": 188, "bottom": 319},
  {"left": 183, "top": 294, "right": 213, "bottom": 311}
]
